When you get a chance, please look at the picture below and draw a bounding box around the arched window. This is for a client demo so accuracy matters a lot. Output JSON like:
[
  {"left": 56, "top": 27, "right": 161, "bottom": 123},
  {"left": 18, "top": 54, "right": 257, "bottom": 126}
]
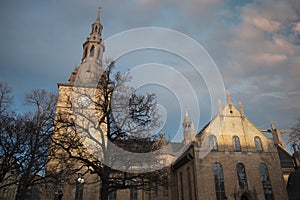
[
  {"left": 184, "top": 123, "right": 191, "bottom": 132},
  {"left": 236, "top": 163, "right": 248, "bottom": 189},
  {"left": 130, "top": 179, "right": 137, "bottom": 200},
  {"left": 213, "top": 163, "right": 226, "bottom": 200},
  {"left": 108, "top": 191, "right": 116, "bottom": 200},
  {"left": 163, "top": 176, "right": 168, "bottom": 197},
  {"left": 209, "top": 135, "right": 218, "bottom": 151},
  {"left": 233, "top": 136, "right": 241, "bottom": 151},
  {"left": 260, "top": 163, "right": 273, "bottom": 200},
  {"left": 254, "top": 136, "right": 263, "bottom": 151},
  {"left": 153, "top": 181, "right": 158, "bottom": 196},
  {"left": 95, "top": 25, "right": 98, "bottom": 32},
  {"left": 90, "top": 45, "right": 95, "bottom": 57},
  {"left": 75, "top": 177, "right": 84, "bottom": 200}
]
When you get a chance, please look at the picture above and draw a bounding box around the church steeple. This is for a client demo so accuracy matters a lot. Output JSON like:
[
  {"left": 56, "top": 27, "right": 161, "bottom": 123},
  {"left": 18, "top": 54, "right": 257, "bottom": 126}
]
[
  {"left": 183, "top": 111, "right": 195, "bottom": 145},
  {"left": 81, "top": 7, "right": 105, "bottom": 64}
]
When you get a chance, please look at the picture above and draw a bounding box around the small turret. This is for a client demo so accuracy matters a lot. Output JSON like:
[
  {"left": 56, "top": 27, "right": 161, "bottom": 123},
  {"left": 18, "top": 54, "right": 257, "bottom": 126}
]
[{"left": 183, "top": 111, "right": 195, "bottom": 145}]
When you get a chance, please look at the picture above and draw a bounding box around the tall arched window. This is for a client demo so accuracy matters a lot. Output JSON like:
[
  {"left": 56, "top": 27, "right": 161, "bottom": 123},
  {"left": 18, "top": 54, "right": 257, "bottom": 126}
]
[
  {"left": 260, "top": 163, "right": 273, "bottom": 200},
  {"left": 236, "top": 163, "right": 248, "bottom": 189},
  {"left": 130, "top": 180, "right": 137, "bottom": 200},
  {"left": 154, "top": 181, "right": 158, "bottom": 196},
  {"left": 209, "top": 135, "right": 218, "bottom": 151},
  {"left": 233, "top": 136, "right": 241, "bottom": 151},
  {"left": 213, "top": 163, "right": 226, "bottom": 200},
  {"left": 163, "top": 176, "right": 168, "bottom": 197},
  {"left": 90, "top": 45, "right": 95, "bottom": 57},
  {"left": 75, "top": 178, "right": 84, "bottom": 200},
  {"left": 108, "top": 191, "right": 116, "bottom": 200},
  {"left": 255, "top": 136, "right": 263, "bottom": 151}
]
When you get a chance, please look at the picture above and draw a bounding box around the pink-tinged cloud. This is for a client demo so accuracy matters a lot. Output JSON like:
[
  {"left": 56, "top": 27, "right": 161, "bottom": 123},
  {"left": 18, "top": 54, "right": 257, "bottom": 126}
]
[
  {"left": 244, "top": 16, "right": 281, "bottom": 33},
  {"left": 249, "top": 53, "right": 287, "bottom": 66}
]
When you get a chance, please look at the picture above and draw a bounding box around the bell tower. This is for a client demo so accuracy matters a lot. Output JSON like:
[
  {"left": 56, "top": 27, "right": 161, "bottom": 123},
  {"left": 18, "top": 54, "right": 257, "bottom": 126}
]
[
  {"left": 81, "top": 7, "right": 105, "bottom": 65},
  {"left": 68, "top": 7, "right": 105, "bottom": 85}
]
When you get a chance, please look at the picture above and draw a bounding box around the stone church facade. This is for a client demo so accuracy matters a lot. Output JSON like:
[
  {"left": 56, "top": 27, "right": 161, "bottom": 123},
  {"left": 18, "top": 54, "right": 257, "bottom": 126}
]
[
  {"left": 171, "top": 94, "right": 290, "bottom": 200},
  {"left": 49, "top": 8, "right": 298, "bottom": 200}
]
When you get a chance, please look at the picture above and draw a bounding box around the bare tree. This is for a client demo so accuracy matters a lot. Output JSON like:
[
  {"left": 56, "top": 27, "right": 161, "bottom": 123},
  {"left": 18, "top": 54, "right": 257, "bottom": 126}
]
[
  {"left": 0, "top": 82, "right": 13, "bottom": 116},
  {"left": 289, "top": 119, "right": 300, "bottom": 153},
  {"left": 14, "top": 89, "right": 57, "bottom": 200},
  {"left": 0, "top": 85, "right": 60, "bottom": 199},
  {"left": 0, "top": 82, "right": 15, "bottom": 184},
  {"left": 52, "top": 61, "right": 169, "bottom": 200}
]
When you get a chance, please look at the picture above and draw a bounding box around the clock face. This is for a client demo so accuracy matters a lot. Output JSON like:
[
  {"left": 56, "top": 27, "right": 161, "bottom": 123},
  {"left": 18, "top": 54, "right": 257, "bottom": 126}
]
[{"left": 77, "top": 95, "right": 91, "bottom": 108}]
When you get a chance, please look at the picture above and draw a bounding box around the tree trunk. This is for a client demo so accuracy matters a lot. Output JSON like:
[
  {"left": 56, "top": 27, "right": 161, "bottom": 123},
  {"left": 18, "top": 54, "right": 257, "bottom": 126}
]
[
  {"left": 99, "top": 166, "right": 110, "bottom": 200},
  {"left": 100, "top": 182, "right": 109, "bottom": 200},
  {"left": 15, "top": 183, "right": 29, "bottom": 200}
]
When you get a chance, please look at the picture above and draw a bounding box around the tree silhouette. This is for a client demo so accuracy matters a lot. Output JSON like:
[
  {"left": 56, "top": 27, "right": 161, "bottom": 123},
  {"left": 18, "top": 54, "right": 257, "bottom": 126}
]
[{"left": 51, "top": 60, "right": 169, "bottom": 200}]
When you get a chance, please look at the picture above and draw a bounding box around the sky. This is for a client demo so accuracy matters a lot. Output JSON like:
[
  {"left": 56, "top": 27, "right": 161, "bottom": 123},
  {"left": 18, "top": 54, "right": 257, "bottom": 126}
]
[{"left": 0, "top": 0, "right": 300, "bottom": 141}]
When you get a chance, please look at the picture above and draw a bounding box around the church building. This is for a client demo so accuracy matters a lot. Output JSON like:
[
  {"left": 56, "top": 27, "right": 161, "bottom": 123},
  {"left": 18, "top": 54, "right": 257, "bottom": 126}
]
[{"left": 49, "top": 8, "right": 298, "bottom": 200}]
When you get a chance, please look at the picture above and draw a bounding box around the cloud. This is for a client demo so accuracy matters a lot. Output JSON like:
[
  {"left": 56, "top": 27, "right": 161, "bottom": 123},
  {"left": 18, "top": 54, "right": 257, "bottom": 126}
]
[
  {"left": 244, "top": 16, "right": 281, "bottom": 33},
  {"left": 293, "top": 22, "right": 300, "bottom": 34},
  {"left": 248, "top": 53, "right": 287, "bottom": 66}
]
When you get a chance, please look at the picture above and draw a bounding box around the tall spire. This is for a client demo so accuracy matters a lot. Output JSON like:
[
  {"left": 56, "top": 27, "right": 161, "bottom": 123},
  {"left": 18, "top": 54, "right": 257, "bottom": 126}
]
[{"left": 81, "top": 7, "right": 104, "bottom": 64}]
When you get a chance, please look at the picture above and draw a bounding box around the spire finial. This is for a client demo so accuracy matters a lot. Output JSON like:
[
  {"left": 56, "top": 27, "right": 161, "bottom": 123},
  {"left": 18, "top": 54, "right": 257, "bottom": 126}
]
[
  {"left": 226, "top": 89, "right": 232, "bottom": 105},
  {"left": 97, "top": 6, "right": 101, "bottom": 21},
  {"left": 185, "top": 110, "right": 189, "bottom": 117}
]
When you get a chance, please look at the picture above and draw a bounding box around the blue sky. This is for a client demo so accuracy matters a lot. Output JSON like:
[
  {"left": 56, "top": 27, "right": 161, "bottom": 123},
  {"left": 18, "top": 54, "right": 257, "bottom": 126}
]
[{"left": 0, "top": 0, "right": 300, "bottom": 140}]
